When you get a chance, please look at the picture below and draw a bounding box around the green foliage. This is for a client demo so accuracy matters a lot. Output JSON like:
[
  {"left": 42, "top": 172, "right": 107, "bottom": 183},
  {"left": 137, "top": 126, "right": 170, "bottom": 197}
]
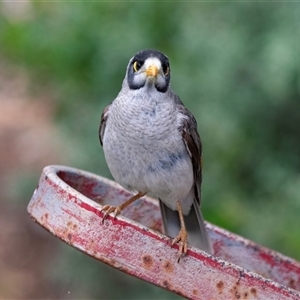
[{"left": 1, "top": 2, "right": 300, "bottom": 298}]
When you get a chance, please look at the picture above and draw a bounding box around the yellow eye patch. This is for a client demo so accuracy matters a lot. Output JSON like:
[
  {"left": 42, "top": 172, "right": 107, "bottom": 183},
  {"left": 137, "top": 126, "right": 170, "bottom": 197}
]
[
  {"left": 164, "top": 66, "right": 170, "bottom": 76},
  {"left": 133, "top": 61, "right": 141, "bottom": 72}
]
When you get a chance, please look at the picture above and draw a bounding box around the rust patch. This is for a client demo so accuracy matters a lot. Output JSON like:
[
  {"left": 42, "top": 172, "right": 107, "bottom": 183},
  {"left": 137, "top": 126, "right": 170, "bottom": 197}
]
[
  {"left": 163, "top": 260, "right": 173, "bottom": 273},
  {"left": 217, "top": 281, "right": 224, "bottom": 293},
  {"left": 66, "top": 221, "right": 77, "bottom": 230},
  {"left": 230, "top": 283, "right": 241, "bottom": 299},
  {"left": 250, "top": 287, "right": 257, "bottom": 297},
  {"left": 288, "top": 279, "right": 296, "bottom": 290},
  {"left": 243, "top": 291, "right": 248, "bottom": 298},
  {"left": 142, "top": 255, "right": 153, "bottom": 269},
  {"left": 162, "top": 280, "right": 171, "bottom": 289},
  {"left": 41, "top": 213, "right": 49, "bottom": 223},
  {"left": 193, "top": 289, "right": 198, "bottom": 295},
  {"left": 67, "top": 233, "right": 72, "bottom": 241}
]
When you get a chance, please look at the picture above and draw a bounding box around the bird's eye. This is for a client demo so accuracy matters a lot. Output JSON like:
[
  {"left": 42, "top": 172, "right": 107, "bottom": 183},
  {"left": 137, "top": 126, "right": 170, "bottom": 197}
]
[
  {"left": 133, "top": 61, "right": 142, "bottom": 72},
  {"left": 163, "top": 64, "right": 170, "bottom": 76}
]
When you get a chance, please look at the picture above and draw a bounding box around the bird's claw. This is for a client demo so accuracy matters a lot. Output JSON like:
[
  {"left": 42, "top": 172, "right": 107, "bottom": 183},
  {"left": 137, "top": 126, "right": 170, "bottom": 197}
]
[
  {"left": 171, "top": 228, "right": 188, "bottom": 262},
  {"left": 100, "top": 205, "right": 122, "bottom": 223}
]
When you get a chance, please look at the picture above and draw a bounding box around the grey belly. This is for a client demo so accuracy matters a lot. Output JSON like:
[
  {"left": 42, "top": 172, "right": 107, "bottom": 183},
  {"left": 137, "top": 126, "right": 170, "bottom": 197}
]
[{"left": 103, "top": 132, "right": 191, "bottom": 193}]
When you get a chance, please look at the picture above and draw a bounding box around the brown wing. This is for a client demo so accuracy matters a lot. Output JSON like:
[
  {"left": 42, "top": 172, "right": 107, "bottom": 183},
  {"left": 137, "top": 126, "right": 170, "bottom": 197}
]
[
  {"left": 99, "top": 104, "right": 111, "bottom": 146},
  {"left": 178, "top": 105, "right": 203, "bottom": 205},
  {"left": 161, "top": 100, "right": 211, "bottom": 253}
]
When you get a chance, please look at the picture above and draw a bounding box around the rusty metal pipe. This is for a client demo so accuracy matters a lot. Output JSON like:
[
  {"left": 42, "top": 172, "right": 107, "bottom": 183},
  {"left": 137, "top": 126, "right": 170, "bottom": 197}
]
[{"left": 27, "top": 165, "right": 300, "bottom": 299}]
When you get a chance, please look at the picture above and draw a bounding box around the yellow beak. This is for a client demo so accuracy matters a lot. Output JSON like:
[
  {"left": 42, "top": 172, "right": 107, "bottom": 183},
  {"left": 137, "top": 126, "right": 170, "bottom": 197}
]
[{"left": 146, "top": 65, "right": 159, "bottom": 77}]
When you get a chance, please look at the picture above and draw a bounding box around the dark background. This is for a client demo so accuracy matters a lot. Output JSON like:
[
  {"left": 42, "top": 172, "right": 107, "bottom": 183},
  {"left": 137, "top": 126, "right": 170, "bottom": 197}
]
[{"left": 0, "top": 2, "right": 300, "bottom": 299}]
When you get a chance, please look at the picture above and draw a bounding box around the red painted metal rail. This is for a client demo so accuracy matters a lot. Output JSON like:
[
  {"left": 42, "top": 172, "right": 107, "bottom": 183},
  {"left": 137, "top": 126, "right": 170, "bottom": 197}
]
[{"left": 27, "top": 165, "right": 300, "bottom": 299}]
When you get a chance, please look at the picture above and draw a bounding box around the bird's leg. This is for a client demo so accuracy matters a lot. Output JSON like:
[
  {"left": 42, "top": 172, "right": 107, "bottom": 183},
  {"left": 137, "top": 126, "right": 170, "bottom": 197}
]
[
  {"left": 101, "top": 192, "right": 146, "bottom": 223},
  {"left": 171, "top": 200, "right": 188, "bottom": 261}
]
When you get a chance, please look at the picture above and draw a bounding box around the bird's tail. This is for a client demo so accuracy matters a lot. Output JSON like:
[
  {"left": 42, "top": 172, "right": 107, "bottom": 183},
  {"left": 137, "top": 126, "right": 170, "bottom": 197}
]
[{"left": 159, "top": 199, "right": 212, "bottom": 254}]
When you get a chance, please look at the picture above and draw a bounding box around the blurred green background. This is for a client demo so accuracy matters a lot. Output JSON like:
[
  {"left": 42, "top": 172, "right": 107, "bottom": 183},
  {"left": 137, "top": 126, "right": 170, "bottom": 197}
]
[{"left": 0, "top": 2, "right": 300, "bottom": 299}]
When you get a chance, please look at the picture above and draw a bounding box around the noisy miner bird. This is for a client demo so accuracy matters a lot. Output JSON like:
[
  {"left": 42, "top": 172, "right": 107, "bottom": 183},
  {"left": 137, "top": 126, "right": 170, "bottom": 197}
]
[{"left": 99, "top": 49, "right": 212, "bottom": 259}]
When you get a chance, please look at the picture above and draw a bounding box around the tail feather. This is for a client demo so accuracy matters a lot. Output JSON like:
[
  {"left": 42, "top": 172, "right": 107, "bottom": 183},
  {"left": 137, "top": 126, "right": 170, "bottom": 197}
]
[{"left": 159, "top": 199, "right": 212, "bottom": 254}]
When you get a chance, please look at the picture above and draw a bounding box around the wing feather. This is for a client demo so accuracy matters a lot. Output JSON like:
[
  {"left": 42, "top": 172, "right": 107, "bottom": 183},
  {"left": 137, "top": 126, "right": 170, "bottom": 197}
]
[
  {"left": 177, "top": 102, "right": 202, "bottom": 205},
  {"left": 99, "top": 105, "right": 111, "bottom": 146}
]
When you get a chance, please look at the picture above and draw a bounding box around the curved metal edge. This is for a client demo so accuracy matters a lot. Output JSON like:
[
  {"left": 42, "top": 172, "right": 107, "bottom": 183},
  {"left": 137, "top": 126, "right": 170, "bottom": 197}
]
[{"left": 27, "top": 165, "right": 300, "bottom": 299}]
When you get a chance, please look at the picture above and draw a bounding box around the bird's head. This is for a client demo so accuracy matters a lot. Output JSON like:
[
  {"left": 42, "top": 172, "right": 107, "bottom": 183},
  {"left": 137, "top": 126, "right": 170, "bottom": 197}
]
[{"left": 126, "top": 49, "right": 171, "bottom": 93}]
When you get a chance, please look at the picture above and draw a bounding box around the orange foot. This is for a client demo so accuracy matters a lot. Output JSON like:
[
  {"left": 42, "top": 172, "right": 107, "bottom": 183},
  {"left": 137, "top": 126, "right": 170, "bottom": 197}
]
[
  {"left": 100, "top": 205, "right": 122, "bottom": 223},
  {"left": 171, "top": 227, "right": 188, "bottom": 262},
  {"left": 100, "top": 192, "right": 146, "bottom": 224}
]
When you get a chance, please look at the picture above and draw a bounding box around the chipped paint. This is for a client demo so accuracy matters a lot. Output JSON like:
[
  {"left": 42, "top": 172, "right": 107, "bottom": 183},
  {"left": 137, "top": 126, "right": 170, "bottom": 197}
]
[{"left": 27, "top": 165, "right": 300, "bottom": 299}]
